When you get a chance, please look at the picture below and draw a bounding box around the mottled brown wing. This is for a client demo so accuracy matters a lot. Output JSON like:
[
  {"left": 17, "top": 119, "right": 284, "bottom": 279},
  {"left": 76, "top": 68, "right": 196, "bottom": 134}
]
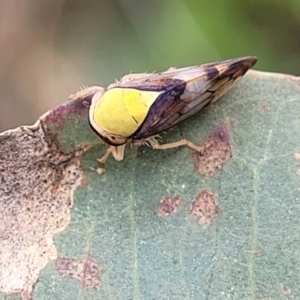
[{"left": 111, "top": 56, "right": 257, "bottom": 140}]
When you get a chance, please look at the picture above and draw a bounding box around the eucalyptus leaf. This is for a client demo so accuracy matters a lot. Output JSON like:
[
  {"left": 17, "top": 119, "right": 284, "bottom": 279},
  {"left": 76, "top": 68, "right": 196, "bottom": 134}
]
[{"left": 1, "top": 70, "right": 300, "bottom": 300}]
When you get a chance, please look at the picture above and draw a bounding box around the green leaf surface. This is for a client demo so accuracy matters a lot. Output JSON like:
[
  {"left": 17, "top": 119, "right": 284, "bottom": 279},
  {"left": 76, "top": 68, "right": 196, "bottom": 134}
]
[{"left": 3, "top": 70, "right": 300, "bottom": 299}]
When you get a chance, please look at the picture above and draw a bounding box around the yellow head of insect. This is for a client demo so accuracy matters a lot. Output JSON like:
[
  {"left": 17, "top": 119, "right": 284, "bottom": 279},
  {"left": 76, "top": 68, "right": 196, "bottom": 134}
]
[{"left": 89, "top": 88, "right": 161, "bottom": 145}]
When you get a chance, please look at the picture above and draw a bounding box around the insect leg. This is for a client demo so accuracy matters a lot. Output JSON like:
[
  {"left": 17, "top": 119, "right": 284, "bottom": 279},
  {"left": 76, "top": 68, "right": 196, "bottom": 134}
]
[
  {"left": 146, "top": 136, "right": 204, "bottom": 155},
  {"left": 98, "top": 145, "right": 126, "bottom": 164}
]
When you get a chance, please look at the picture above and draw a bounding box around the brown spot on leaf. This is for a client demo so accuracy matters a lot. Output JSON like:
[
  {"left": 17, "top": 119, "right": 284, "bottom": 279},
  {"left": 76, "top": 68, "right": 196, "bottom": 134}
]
[
  {"left": 193, "top": 126, "right": 231, "bottom": 177},
  {"left": 254, "top": 248, "right": 261, "bottom": 255},
  {"left": 262, "top": 104, "right": 271, "bottom": 112},
  {"left": 0, "top": 121, "right": 85, "bottom": 299},
  {"left": 56, "top": 256, "right": 102, "bottom": 289},
  {"left": 190, "top": 190, "right": 219, "bottom": 225},
  {"left": 158, "top": 196, "right": 181, "bottom": 216}
]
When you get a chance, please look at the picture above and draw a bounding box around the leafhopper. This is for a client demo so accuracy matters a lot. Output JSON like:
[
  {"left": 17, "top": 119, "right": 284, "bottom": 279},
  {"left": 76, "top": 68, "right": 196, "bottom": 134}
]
[{"left": 73, "top": 57, "right": 257, "bottom": 163}]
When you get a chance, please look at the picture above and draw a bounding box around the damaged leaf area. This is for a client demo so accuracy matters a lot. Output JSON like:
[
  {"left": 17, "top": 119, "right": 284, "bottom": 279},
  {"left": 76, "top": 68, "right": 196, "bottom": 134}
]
[
  {"left": 158, "top": 196, "right": 181, "bottom": 216},
  {"left": 0, "top": 123, "right": 84, "bottom": 298},
  {"left": 0, "top": 95, "right": 99, "bottom": 299},
  {"left": 193, "top": 125, "right": 232, "bottom": 177},
  {"left": 190, "top": 190, "right": 219, "bottom": 225},
  {"left": 56, "top": 256, "right": 102, "bottom": 289}
]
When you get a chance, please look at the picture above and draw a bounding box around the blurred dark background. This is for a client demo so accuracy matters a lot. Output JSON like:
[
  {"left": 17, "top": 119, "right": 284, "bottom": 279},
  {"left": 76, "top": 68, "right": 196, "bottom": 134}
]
[{"left": 0, "top": 0, "right": 299, "bottom": 131}]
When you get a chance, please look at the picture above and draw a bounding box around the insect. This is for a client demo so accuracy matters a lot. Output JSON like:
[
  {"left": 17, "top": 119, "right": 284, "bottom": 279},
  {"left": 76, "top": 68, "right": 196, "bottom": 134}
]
[{"left": 73, "top": 56, "right": 257, "bottom": 164}]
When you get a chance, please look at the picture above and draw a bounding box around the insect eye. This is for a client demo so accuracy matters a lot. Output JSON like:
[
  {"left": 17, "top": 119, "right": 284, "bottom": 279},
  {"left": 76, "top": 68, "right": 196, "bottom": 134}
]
[
  {"left": 109, "top": 135, "right": 127, "bottom": 144},
  {"left": 100, "top": 134, "right": 127, "bottom": 146}
]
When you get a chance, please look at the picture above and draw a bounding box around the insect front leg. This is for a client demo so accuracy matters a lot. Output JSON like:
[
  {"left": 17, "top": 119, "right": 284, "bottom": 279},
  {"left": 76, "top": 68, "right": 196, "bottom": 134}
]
[
  {"left": 98, "top": 145, "right": 126, "bottom": 164},
  {"left": 146, "top": 136, "right": 205, "bottom": 155}
]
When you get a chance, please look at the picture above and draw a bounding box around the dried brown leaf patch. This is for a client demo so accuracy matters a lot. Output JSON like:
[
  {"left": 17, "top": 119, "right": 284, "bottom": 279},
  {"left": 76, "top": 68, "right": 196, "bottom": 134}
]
[
  {"left": 158, "top": 196, "right": 181, "bottom": 216},
  {"left": 190, "top": 190, "right": 219, "bottom": 225},
  {"left": 193, "top": 126, "right": 231, "bottom": 177},
  {"left": 56, "top": 256, "right": 102, "bottom": 289},
  {"left": 0, "top": 121, "right": 84, "bottom": 299}
]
